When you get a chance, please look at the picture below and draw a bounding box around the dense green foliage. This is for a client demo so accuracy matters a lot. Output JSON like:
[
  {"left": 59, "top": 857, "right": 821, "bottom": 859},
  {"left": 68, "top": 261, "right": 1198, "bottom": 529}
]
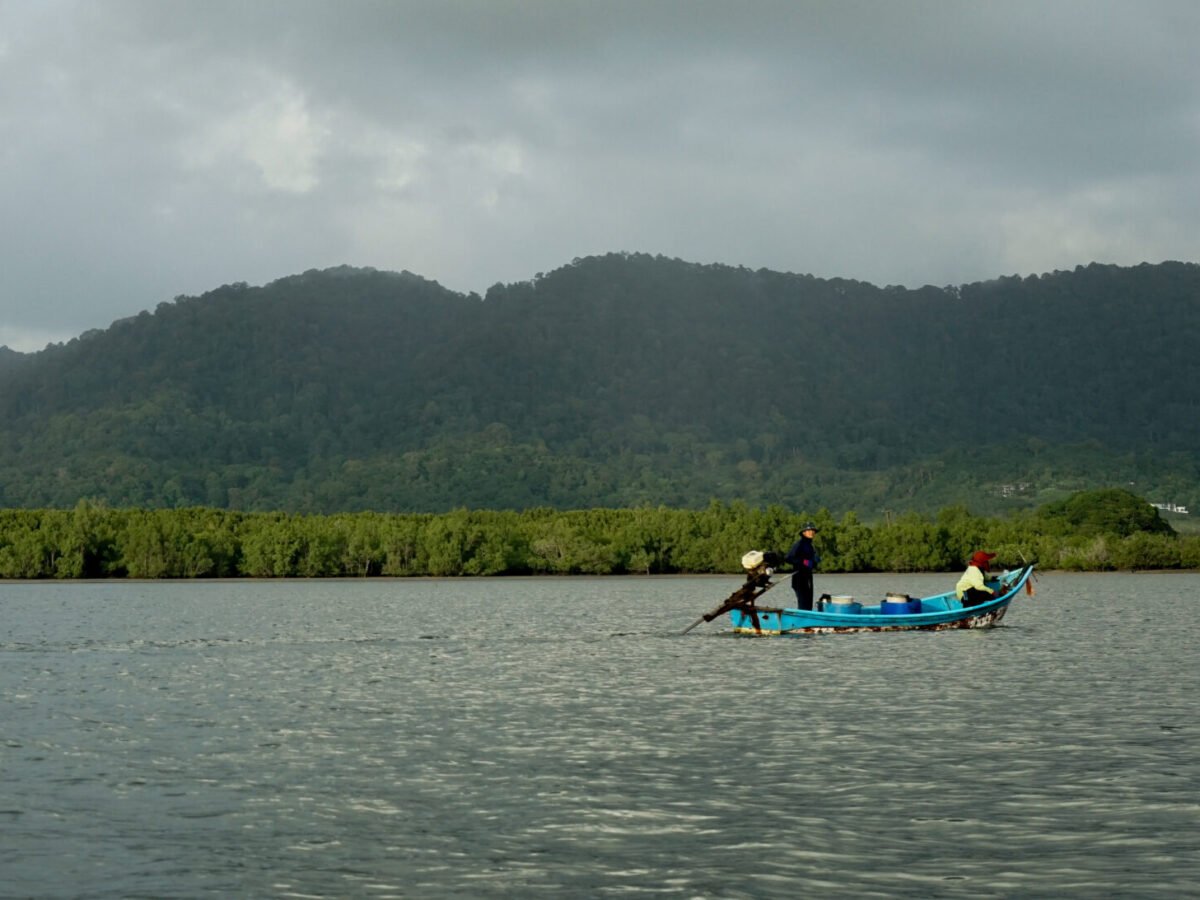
[
  {"left": 0, "top": 257, "right": 1198, "bottom": 516},
  {"left": 0, "top": 490, "right": 1193, "bottom": 579},
  {"left": 1036, "top": 487, "right": 1176, "bottom": 537}
]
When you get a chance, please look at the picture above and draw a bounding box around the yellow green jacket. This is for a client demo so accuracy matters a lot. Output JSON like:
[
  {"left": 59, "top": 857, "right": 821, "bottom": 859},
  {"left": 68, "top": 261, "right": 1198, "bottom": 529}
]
[{"left": 955, "top": 565, "right": 995, "bottom": 600}]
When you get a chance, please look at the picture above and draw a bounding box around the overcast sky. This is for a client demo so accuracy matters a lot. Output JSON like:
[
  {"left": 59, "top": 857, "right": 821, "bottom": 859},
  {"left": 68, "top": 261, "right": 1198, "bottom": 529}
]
[{"left": 2, "top": 0, "right": 1198, "bottom": 351}]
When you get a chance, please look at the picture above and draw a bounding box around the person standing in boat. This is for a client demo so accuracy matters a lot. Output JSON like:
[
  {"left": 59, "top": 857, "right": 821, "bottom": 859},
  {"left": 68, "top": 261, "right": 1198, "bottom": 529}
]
[
  {"left": 956, "top": 551, "right": 997, "bottom": 606},
  {"left": 785, "top": 522, "right": 820, "bottom": 610}
]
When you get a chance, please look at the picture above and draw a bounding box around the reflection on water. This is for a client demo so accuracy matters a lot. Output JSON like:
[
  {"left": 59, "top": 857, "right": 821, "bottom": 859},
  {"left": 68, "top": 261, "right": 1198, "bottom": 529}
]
[{"left": 2, "top": 574, "right": 1198, "bottom": 898}]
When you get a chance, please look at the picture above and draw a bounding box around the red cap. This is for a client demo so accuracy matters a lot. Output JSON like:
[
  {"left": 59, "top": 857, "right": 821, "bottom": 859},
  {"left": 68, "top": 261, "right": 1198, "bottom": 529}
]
[{"left": 970, "top": 551, "right": 997, "bottom": 567}]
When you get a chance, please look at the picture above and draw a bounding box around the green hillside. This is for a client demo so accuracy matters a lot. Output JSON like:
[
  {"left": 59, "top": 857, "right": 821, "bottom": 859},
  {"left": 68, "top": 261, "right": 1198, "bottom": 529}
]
[{"left": 1, "top": 256, "right": 1197, "bottom": 516}]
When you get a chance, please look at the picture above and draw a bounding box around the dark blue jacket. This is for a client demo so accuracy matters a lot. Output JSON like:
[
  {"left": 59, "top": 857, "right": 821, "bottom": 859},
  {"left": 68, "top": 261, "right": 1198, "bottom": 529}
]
[{"left": 786, "top": 536, "right": 820, "bottom": 571}]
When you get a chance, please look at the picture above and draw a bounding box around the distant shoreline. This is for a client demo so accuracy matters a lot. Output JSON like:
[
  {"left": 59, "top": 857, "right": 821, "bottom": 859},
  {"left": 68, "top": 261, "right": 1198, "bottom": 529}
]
[{"left": 4, "top": 567, "right": 1198, "bottom": 584}]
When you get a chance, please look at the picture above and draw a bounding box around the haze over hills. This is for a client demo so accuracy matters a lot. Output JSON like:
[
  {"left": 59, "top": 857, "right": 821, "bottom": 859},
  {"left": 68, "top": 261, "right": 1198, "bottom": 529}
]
[{"left": 0, "top": 254, "right": 1197, "bottom": 517}]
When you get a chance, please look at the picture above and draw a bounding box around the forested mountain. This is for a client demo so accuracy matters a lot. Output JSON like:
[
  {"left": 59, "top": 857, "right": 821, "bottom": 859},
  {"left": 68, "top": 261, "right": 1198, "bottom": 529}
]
[
  {"left": 0, "top": 346, "right": 26, "bottom": 374},
  {"left": 1, "top": 256, "right": 1197, "bottom": 516}
]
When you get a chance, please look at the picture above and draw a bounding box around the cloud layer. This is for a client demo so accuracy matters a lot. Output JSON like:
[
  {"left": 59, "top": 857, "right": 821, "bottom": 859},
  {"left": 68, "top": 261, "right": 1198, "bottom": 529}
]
[{"left": 2, "top": 0, "right": 1198, "bottom": 350}]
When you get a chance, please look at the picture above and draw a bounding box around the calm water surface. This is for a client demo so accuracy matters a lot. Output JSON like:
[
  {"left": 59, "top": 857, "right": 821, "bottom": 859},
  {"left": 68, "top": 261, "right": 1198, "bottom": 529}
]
[{"left": 2, "top": 573, "right": 1198, "bottom": 898}]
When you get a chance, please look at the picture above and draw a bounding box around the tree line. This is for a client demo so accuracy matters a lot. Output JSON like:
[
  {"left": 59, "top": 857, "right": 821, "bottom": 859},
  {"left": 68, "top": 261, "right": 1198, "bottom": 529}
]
[{"left": 1, "top": 490, "right": 1194, "bottom": 579}]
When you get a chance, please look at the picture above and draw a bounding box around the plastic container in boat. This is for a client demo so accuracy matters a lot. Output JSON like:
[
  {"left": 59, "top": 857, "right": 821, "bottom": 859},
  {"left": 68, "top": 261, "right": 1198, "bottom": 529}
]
[
  {"left": 881, "top": 594, "right": 921, "bottom": 615},
  {"left": 825, "top": 595, "right": 862, "bottom": 614}
]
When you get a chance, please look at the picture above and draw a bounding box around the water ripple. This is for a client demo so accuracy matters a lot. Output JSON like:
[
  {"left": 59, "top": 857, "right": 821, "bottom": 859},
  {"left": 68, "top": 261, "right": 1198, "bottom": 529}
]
[{"left": 1, "top": 575, "right": 1198, "bottom": 897}]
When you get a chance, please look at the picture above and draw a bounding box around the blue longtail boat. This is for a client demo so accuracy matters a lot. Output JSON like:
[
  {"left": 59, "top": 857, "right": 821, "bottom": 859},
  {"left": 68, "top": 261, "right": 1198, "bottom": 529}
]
[{"left": 683, "top": 561, "right": 1037, "bottom": 636}]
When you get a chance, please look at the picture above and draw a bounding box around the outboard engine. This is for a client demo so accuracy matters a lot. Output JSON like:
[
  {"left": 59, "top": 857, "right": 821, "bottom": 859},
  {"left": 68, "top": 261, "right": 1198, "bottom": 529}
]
[
  {"left": 682, "top": 549, "right": 783, "bottom": 633},
  {"left": 741, "top": 549, "right": 781, "bottom": 577}
]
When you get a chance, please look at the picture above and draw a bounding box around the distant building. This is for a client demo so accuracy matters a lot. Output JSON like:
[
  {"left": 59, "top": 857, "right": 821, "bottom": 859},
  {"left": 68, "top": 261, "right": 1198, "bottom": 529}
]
[
  {"left": 1150, "top": 502, "right": 1190, "bottom": 515},
  {"left": 997, "top": 482, "right": 1032, "bottom": 497}
]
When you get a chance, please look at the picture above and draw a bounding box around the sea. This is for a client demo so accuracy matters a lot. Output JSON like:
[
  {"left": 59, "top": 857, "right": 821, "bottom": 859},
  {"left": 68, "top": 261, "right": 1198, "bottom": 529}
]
[{"left": 2, "top": 572, "right": 1197, "bottom": 899}]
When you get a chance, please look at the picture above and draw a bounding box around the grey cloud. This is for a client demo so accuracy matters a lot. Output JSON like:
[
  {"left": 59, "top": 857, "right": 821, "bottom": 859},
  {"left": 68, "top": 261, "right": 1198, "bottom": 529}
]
[{"left": 2, "top": 0, "right": 1199, "bottom": 350}]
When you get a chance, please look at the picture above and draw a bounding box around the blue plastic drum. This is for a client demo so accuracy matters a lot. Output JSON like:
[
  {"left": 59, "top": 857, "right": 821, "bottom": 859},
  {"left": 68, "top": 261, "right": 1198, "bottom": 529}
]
[
  {"left": 825, "top": 596, "right": 862, "bottom": 614},
  {"left": 881, "top": 594, "right": 921, "bottom": 615}
]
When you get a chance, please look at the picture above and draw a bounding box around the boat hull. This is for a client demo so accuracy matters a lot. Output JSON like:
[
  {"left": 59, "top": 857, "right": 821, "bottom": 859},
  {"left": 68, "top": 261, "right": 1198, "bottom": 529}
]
[{"left": 728, "top": 564, "right": 1034, "bottom": 635}]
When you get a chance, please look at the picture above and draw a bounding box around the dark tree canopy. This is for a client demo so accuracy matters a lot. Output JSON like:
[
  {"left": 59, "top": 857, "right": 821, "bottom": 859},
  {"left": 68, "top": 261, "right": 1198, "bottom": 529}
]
[
  {"left": 1035, "top": 488, "right": 1175, "bottom": 538},
  {"left": 0, "top": 257, "right": 1197, "bottom": 516}
]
